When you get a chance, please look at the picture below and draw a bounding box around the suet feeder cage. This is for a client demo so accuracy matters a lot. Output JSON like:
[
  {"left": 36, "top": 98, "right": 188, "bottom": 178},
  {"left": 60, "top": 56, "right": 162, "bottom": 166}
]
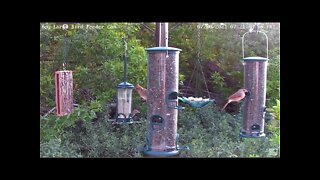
[
  {"left": 116, "top": 82, "right": 134, "bottom": 124},
  {"left": 240, "top": 29, "right": 269, "bottom": 138},
  {"left": 55, "top": 70, "right": 73, "bottom": 116},
  {"left": 143, "top": 47, "right": 189, "bottom": 157}
]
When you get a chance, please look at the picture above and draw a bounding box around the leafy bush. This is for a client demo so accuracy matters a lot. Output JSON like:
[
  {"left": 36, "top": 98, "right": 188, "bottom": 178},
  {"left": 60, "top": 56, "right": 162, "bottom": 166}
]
[
  {"left": 266, "top": 99, "right": 280, "bottom": 147},
  {"left": 62, "top": 119, "right": 146, "bottom": 158},
  {"left": 40, "top": 139, "right": 82, "bottom": 158},
  {"left": 40, "top": 23, "right": 280, "bottom": 158},
  {"left": 178, "top": 105, "right": 279, "bottom": 157},
  {"left": 41, "top": 103, "right": 279, "bottom": 158},
  {"left": 267, "top": 49, "right": 280, "bottom": 106},
  {"left": 40, "top": 23, "right": 146, "bottom": 108},
  {"left": 210, "top": 72, "right": 225, "bottom": 89},
  {"left": 40, "top": 73, "right": 55, "bottom": 108},
  {"left": 40, "top": 102, "right": 103, "bottom": 143}
]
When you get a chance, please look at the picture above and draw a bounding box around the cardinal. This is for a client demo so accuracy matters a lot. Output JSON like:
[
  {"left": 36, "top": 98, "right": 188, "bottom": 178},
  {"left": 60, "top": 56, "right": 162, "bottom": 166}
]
[
  {"left": 130, "top": 109, "right": 141, "bottom": 121},
  {"left": 221, "top": 89, "right": 248, "bottom": 111},
  {"left": 134, "top": 84, "right": 148, "bottom": 102}
]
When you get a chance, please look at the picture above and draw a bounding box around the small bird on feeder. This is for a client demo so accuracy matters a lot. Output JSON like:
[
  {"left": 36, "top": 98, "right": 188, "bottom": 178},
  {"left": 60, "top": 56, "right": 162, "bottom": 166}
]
[
  {"left": 221, "top": 89, "right": 249, "bottom": 111},
  {"left": 130, "top": 109, "right": 141, "bottom": 120},
  {"left": 134, "top": 84, "right": 148, "bottom": 102}
]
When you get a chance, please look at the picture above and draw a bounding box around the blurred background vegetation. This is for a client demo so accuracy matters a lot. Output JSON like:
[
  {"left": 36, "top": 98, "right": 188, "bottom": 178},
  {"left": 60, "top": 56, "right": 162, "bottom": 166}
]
[{"left": 40, "top": 22, "right": 280, "bottom": 158}]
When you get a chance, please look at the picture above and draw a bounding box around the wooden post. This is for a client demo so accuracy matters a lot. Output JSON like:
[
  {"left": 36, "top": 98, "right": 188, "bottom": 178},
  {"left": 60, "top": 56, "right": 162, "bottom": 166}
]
[{"left": 55, "top": 70, "right": 73, "bottom": 116}]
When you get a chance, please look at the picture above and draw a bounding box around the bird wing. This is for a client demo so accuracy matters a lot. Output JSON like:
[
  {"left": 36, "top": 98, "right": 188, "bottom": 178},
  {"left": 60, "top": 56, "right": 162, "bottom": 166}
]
[{"left": 228, "top": 91, "right": 245, "bottom": 101}]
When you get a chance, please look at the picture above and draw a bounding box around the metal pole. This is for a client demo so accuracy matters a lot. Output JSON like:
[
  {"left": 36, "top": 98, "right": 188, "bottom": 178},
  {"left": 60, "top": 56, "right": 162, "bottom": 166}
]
[
  {"left": 124, "top": 39, "right": 127, "bottom": 84},
  {"left": 155, "top": 23, "right": 168, "bottom": 47}
]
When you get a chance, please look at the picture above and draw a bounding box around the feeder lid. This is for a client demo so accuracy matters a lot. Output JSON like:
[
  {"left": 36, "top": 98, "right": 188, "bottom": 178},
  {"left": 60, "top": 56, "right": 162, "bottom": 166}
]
[
  {"left": 146, "top": 47, "right": 182, "bottom": 52},
  {"left": 117, "top": 82, "right": 134, "bottom": 89},
  {"left": 55, "top": 70, "right": 73, "bottom": 73},
  {"left": 243, "top": 56, "right": 268, "bottom": 61}
]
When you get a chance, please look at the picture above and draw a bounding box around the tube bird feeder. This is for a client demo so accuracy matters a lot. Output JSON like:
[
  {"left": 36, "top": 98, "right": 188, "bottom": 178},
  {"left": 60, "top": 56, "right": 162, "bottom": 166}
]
[
  {"left": 114, "top": 34, "right": 136, "bottom": 125},
  {"left": 143, "top": 47, "right": 188, "bottom": 157},
  {"left": 116, "top": 82, "right": 134, "bottom": 124},
  {"left": 240, "top": 30, "right": 269, "bottom": 138}
]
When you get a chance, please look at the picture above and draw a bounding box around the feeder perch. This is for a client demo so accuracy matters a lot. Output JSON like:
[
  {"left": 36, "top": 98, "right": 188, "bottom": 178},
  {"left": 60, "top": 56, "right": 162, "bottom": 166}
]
[
  {"left": 115, "top": 82, "right": 134, "bottom": 124},
  {"left": 240, "top": 30, "right": 269, "bottom": 138},
  {"left": 55, "top": 70, "right": 73, "bottom": 116}
]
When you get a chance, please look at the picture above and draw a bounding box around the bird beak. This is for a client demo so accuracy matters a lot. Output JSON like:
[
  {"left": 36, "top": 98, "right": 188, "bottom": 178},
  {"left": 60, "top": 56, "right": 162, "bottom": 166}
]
[{"left": 245, "top": 90, "right": 250, "bottom": 96}]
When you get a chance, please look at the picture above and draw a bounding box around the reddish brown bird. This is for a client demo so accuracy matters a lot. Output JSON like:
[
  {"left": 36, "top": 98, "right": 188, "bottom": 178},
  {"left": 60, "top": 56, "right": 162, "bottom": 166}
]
[
  {"left": 130, "top": 109, "right": 141, "bottom": 118},
  {"left": 134, "top": 84, "right": 148, "bottom": 102},
  {"left": 221, "top": 89, "right": 248, "bottom": 111}
]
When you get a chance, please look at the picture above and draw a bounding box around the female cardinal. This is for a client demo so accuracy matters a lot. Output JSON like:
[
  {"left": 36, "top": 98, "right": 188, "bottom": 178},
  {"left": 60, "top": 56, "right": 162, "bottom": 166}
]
[
  {"left": 134, "top": 84, "right": 148, "bottom": 102},
  {"left": 221, "top": 89, "right": 248, "bottom": 111}
]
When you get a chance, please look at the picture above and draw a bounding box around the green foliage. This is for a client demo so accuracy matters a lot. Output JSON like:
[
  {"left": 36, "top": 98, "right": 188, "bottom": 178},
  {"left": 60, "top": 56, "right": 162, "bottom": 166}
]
[
  {"left": 104, "top": 38, "right": 147, "bottom": 87},
  {"left": 40, "top": 115, "right": 59, "bottom": 143},
  {"left": 178, "top": 106, "right": 279, "bottom": 157},
  {"left": 40, "top": 23, "right": 280, "bottom": 158},
  {"left": 210, "top": 72, "right": 229, "bottom": 97},
  {"left": 40, "top": 103, "right": 279, "bottom": 158},
  {"left": 96, "top": 89, "right": 116, "bottom": 104},
  {"left": 267, "top": 49, "right": 280, "bottom": 106},
  {"left": 40, "top": 102, "right": 103, "bottom": 143},
  {"left": 269, "top": 99, "right": 280, "bottom": 120},
  {"left": 40, "top": 139, "right": 82, "bottom": 158},
  {"left": 211, "top": 72, "right": 225, "bottom": 88},
  {"left": 249, "top": 154, "right": 260, "bottom": 157},
  {"left": 179, "top": 73, "right": 186, "bottom": 85},
  {"left": 73, "top": 66, "right": 89, "bottom": 85},
  {"left": 266, "top": 99, "right": 280, "bottom": 147},
  {"left": 40, "top": 74, "right": 55, "bottom": 107},
  {"left": 62, "top": 120, "right": 146, "bottom": 158}
]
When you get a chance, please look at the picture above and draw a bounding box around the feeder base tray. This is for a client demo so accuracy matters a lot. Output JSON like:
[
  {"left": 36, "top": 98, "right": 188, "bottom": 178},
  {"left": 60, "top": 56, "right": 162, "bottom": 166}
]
[
  {"left": 108, "top": 118, "right": 143, "bottom": 125},
  {"left": 178, "top": 97, "right": 215, "bottom": 108},
  {"left": 143, "top": 149, "right": 180, "bottom": 157},
  {"left": 240, "top": 131, "right": 266, "bottom": 138}
]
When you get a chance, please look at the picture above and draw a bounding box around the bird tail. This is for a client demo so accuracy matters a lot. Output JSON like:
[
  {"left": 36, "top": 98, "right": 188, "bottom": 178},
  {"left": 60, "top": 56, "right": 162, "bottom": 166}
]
[{"left": 221, "top": 100, "right": 230, "bottom": 111}]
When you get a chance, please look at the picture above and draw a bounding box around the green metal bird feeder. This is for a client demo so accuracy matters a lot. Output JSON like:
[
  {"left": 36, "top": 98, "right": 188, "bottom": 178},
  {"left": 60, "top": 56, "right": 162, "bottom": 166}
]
[
  {"left": 115, "top": 82, "right": 135, "bottom": 124},
  {"left": 114, "top": 36, "right": 136, "bottom": 125}
]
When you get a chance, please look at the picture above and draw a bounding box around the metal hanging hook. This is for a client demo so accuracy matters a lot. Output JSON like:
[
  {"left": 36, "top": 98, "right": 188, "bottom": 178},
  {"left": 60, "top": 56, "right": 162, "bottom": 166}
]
[
  {"left": 123, "top": 23, "right": 129, "bottom": 85},
  {"left": 124, "top": 38, "right": 128, "bottom": 58},
  {"left": 62, "top": 31, "right": 68, "bottom": 70},
  {"left": 242, "top": 24, "right": 268, "bottom": 59},
  {"left": 62, "top": 62, "right": 66, "bottom": 70}
]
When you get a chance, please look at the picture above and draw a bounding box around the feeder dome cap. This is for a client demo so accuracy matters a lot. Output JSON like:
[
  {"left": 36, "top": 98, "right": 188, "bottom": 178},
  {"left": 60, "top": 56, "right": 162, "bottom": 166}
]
[
  {"left": 117, "top": 82, "right": 134, "bottom": 89},
  {"left": 146, "top": 47, "right": 182, "bottom": 52},
  {"left": 243, "top": 56, "right": 269, "bottom": 61}
]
